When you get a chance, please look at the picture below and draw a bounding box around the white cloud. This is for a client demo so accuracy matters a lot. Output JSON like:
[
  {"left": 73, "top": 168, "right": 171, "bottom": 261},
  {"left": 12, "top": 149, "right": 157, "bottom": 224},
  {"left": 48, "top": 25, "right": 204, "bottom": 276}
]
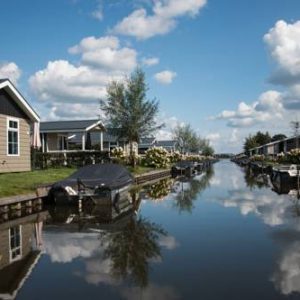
[
  {"left": 206, "top": 133, "right": 220, "bottom": 142},
  {"left": 142, "top": 57, "right": 160, "bottom": 66},
  {"left": 264, "top": 20, "right": 300, "bottom": 77},
  {"left": 91, "top": 1, "right": 103, "bottom": 21},
  {"left": 30, "top": 35, "right": 138, "bottom": 119},
  {"left": 154, "top": 70, "right": 177, "bottom": 84},
  {"left": 155, "top": 115, "right": 182, "bottom": 140},
  {"left": 0, "top": 62, "right": 21, "bottom": 85},
  {"left": 68, "top": 36, "right": 137, "bottom": 72},
  {"left": 158, "top": 235, "right": 179, "bottom": 250},
  {"left": 214, "top": 90, "right": 284, "bottom": 128},
  {"left": 112, "top": 0, "right": 207, "bottom": 39},
  {"left": 44, "top": 232, "right": 100, "bottom": 263},
  {"left": 272, "top": 241, "right": 300, "bottom": 295}
]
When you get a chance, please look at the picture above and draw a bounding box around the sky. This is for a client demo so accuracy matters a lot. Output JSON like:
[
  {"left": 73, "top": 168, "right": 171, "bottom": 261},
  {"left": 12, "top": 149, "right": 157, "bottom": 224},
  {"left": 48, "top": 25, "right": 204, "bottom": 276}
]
[{"left": 1, "top": 0, "right": 300, "bottom": 153}]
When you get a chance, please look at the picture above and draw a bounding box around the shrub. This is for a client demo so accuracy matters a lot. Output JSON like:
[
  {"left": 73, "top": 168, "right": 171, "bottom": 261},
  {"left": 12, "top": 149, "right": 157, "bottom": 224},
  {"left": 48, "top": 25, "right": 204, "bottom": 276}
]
[
  {"left": 250, "top": 154, "right": 265, "bottom": 162},
  {"left": 144, "top": 146, "right": 169, "bottom": 168},
  {"left": 287, "top": 148, "right": 300, "bottom": 164},
  {"left": 111, "top": 147, "right": 126, "bottom": 159},
  {"left": 169, "top": 151, "right": 184, "bottom": 163}
]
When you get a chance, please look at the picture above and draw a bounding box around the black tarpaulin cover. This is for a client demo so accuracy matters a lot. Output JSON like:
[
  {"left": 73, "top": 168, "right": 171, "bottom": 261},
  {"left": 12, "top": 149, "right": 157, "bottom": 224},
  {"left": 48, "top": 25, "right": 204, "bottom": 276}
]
[{"left": 52, "top": 163, "right": 134, "bottom": 190}]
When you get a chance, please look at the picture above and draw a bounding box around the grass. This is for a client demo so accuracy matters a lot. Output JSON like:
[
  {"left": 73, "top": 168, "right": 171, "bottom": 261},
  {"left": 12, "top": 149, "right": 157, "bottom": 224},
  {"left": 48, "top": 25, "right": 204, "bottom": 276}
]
[
  {"left": 0, "top": 167, "right": 76, "bottom": 198},
  {"left": 0, "top": 165, "right": 170, "bottom": 198},
  {"left": 126, "top": 165, "right": 162, "bottom": 175}
]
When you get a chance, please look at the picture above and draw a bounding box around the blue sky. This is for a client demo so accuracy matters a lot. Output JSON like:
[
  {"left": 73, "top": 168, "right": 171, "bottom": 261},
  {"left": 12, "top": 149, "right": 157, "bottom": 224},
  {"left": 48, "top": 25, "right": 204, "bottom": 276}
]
[{"left": 1, "top": 0, "right": 300, "bottom": 152}]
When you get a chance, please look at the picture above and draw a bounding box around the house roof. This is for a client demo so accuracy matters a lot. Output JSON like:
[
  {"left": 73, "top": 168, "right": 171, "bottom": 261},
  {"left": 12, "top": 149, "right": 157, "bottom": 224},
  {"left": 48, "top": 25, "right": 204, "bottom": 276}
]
[
  {"left": 138, "top": 137, "right": 156, "bottom": 148},
  {"left": 0, "top": 79, "right": 40, "bottom": 122},
  {"left": 155, "top": 140, "right": 177, "bottom": 148},
  {"left": 40, "top": 119, "right": 105, "bottom": 133},
  {"left": 249, "top": 135, "right": 298, "bottom": 151}
]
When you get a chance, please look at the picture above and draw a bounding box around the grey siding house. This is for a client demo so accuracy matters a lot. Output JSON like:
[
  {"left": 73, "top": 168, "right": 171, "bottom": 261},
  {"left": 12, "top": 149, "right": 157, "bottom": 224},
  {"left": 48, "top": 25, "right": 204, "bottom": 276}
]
[
  {"left": 0, "top": 79, "right": 40, "bottom": 173},
  {"left": 40, "top": 120, "right": 137, "bottom": 155}
]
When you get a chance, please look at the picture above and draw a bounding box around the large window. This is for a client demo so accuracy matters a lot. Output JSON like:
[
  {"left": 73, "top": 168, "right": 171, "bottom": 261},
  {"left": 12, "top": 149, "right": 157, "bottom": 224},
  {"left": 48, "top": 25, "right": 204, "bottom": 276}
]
[
  {"left": 9, "top": 226, "right": 22, "bottom": 262},
  {"left": 7, "top": 118, "right": 19, "bottom": 155}
]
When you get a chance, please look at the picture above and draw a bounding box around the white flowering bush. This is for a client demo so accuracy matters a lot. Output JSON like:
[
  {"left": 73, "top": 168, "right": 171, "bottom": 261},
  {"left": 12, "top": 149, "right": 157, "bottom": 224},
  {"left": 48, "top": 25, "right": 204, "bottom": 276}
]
[
  {"left": 111, "top": 147, "right": 126, "bottom": 159},
  {"left": 250, "top": 154, "right": 265, "bottom": 161},
  {"left": 144, "top": 146, "right": 170, "bottom": 168},
  {"left": 287, "top": 148, "right": 300, "bottom": 164},
  {"left": 169, "top": 151, "right": 184, "bottom": 163}
]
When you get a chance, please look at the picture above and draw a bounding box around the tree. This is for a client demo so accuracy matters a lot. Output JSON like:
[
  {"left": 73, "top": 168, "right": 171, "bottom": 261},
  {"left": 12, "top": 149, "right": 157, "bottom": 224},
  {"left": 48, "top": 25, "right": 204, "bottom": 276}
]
[
  {"left": 101, "top": 69, "right": 162, "bottom": 166},
  {"left": 243, "top": 131, "right": 272, "bottom": 153},
  {"left": 202, "top": 143, "right": 214, "bottom": 156},
  {"left": 173, "top": 124, "right": 213, "bottom": 154},
  {"left": 271, "top": 134, "right": 287, "bottom": 142}
]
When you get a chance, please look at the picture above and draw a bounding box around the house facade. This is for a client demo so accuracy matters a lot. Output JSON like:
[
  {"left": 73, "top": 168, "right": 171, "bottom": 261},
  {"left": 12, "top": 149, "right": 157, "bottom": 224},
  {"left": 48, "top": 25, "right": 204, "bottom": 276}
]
[
  {"left": 0, "top": 79, "right": 40, "bottom": 173},
  {"left": 40, "top": 120, "right": 137, "bottom": 155},
  {"left": 249, "top": 136, "right": 300, "bottom": 156}
]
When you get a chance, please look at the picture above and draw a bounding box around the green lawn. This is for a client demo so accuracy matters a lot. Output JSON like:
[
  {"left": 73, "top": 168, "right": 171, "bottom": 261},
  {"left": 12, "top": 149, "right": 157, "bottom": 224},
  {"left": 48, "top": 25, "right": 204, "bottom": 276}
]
[
  {"left": 0, "top": 167, "right": 76, "bottom": 198},
  {"left": 0, "top": 165, "right": 169, "bottom": 198}
]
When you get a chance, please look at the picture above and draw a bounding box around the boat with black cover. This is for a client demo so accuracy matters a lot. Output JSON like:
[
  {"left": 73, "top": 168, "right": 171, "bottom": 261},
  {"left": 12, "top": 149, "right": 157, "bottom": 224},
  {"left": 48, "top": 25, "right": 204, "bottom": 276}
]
[{"left": 48, "top": 163, "right": 134, "bottom": 205}]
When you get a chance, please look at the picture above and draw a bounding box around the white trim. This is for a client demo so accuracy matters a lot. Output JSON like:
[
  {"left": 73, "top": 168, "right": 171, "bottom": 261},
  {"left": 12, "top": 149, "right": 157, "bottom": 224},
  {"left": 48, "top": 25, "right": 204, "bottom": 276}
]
[
  {"left": 9, "top": 225, "right": 22, "bottom": 263},
  {"left": 85, "top": 120, "right": 105, "bottom": 132},
  {"left": 0, "top": 80, "right": 40, "bottom": 122},
  {"left": 7, "top": 117, "right": 20, "bottom": 157}
]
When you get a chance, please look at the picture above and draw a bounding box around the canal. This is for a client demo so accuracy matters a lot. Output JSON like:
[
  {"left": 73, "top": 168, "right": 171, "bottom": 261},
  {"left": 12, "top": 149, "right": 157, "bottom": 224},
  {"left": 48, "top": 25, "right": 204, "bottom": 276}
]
[{"left": 1, "top": 160, "right": 300, "bottom": 299}]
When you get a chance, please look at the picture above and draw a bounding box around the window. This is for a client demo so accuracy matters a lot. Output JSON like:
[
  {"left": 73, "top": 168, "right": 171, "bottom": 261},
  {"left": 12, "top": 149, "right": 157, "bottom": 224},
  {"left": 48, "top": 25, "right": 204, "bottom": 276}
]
[
  {"left": 9, "top": 226, "right": 22, "bottom": 262},
  {"left": 58, "top": 135, "right": 68, "bottom": 150},
  {"left": 7, "top": 118, "right": 19, "bottom": 155}
]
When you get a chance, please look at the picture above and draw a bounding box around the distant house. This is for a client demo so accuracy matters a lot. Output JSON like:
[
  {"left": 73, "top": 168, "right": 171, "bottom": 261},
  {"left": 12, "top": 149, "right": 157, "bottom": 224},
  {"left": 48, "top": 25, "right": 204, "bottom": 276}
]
[
  {"left": 138, "top": 137, "right": 156, "bottom": 154},
  {"left": 40, "top": 120, "right": 137, "bottom": 155},
  {"left": 0, "top": 79, "right": 40, "bottom": 173},
  {"left": 249, "top": 136, "right": 300, "bottom": 156},
  {"left": 40, "top": 119, "right": 105, "bottom": 152},
  {"left": 155, "top": 140, "right": 177, "bottom": 152}
]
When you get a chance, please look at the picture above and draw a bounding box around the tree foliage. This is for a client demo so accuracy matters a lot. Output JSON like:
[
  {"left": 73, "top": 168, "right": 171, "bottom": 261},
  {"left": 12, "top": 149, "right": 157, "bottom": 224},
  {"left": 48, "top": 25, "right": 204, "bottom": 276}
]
[
  {"left": 101, "top": 68, "right": 162, "bottom": 165},
  {"left": 271, "top": 134, "right": 287, "bottom": 142},
  {"left": 243, "top": 131, "right": 271, "bottom": 153},
  {"left": 173, "top": 124, "right": 214, "bottom": 155}
]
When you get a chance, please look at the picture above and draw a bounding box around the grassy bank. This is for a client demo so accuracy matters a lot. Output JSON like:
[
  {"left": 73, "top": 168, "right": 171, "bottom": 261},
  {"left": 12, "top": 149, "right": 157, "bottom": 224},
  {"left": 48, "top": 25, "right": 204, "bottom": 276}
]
[
  {"left": 0, "top": 165, "right": 168, "bottom": 198},
  {"left": 0, "top": 167, "right": 76, "bottom": 198}
]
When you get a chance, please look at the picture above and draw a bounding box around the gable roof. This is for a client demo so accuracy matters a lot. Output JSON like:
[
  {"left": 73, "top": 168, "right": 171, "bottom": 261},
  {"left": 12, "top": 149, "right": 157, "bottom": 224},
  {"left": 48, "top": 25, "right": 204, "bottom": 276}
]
[
  {"left": 155, "top": 140, "right": 177, "bottom": 148},
  {"left": 40, "top": 119, "right": 105, "bottom": 133},
  {"left": 0, "top": 79, "right": 40, "bottom": 122}
]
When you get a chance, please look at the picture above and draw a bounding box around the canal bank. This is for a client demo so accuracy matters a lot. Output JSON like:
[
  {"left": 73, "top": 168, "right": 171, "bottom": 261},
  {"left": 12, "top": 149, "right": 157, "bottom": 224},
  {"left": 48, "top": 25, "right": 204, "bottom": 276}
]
[{"left": 2, "top": 160, "right": 300, "bottom": 300}]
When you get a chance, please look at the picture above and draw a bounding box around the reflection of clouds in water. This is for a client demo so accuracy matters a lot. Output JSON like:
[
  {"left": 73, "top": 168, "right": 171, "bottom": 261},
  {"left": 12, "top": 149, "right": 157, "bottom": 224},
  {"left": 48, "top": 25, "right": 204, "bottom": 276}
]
[
  {"left": 158, "top": 235, "right": 179, "bottom": 250},
  {"left": 210, "top": 177, "right": 221, "bottom": 186},
  {"left": 272, "top": 241, "right": 300, "bottom": 295},
  {"left": 219, "top": 189, "right": 291, "bottom": 226},
  {"left": 77, "top": 256, "right": 120, "bottom": 286},
  {"left": 121, "top": 283, "right": 180, "bottom": 300},
  {"left": 44, "top": 232, "right": 100, "bottom": 263}
]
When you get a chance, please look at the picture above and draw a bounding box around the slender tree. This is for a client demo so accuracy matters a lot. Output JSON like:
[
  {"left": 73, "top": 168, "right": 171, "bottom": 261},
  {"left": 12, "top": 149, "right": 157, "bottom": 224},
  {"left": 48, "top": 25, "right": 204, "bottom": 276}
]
[{"left": 101, "top": 69, "right": 162, "bottom": 166}]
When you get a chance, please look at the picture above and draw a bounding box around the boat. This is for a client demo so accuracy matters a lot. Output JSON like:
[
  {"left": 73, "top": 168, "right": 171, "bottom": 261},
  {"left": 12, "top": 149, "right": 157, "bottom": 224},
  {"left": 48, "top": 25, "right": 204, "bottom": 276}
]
[
  {"left": 171, "top": 160, "right": 198, "bottom": 177},
  {"left": 271, "top": 164, "right": 300, "bottom": 192},
  {"left": 48, "top": 163, "right": 134, "bottom": 205}
]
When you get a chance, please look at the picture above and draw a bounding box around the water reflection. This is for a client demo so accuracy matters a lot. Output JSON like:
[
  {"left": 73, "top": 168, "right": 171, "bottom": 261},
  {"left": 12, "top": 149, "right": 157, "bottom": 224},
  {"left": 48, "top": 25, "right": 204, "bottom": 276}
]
[
  {"left": 243, "top": 167, "right": 270, "bottom": 190},
  {"left": 100, "top": 216, "right": 167, "bottom": 287},
  {"left": 218, "top": 161, "right": 300, "bottom": 296},
  {"left": 0, "top": 210, "right": 48, "bottom": 299},
  {"left": 42, "top": 195, "right": 178, "bottom": 298},
  {"left": 172, "top": 167, "right": 214, "bottom": 213}
]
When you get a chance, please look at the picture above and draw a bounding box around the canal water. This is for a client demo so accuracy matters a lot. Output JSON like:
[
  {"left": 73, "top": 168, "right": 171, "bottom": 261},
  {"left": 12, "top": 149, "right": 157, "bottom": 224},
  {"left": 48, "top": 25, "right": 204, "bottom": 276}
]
[{"left": 1, "top": 160, "right": 300, "bottom": 299}]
